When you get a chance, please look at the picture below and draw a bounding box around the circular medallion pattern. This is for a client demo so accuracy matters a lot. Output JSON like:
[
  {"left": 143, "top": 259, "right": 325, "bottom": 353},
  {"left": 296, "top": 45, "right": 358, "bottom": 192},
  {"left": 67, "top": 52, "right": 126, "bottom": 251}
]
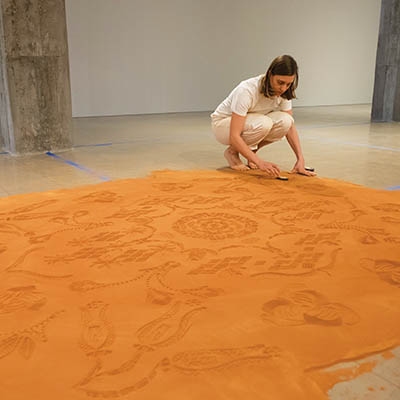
[{"left": 173, "top": 212, "right": 257, "bottom": 240}]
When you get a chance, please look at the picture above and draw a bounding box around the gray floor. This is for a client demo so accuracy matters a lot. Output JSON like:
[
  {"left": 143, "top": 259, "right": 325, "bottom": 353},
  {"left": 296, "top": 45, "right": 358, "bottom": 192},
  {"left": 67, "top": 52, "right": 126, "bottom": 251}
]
[
  {"left": 1, "top": 104, "right": 400, "bottom": 197},
  {"left": 0, "top": 104, "right": 399, "bottom": 398}
]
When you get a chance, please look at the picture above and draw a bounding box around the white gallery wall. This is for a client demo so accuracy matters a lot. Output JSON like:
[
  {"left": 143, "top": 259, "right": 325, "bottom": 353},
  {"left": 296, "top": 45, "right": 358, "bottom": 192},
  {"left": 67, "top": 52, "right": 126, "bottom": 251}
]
[{"left": 65, "top": 0, "right": 381, "bottom": 117}]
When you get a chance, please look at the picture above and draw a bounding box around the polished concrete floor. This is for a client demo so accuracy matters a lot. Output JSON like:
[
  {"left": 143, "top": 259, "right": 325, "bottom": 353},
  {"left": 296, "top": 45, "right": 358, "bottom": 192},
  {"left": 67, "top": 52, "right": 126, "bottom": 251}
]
[
  {"left": 0, "top": 104, "right": 400, "bottom": 197},
  {"left": 1, "top": 104, "right": 400, "bottom": 398}
]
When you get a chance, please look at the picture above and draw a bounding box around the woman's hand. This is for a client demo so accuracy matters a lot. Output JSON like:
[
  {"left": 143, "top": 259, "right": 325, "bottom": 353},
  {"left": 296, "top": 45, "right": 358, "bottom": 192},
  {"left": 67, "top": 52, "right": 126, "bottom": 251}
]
[
  {"left": 291, "top": 160, "right": 316, "bottom": 176},
  {"left": 257, "top": 160, "right": 281, "bottom": 177}
]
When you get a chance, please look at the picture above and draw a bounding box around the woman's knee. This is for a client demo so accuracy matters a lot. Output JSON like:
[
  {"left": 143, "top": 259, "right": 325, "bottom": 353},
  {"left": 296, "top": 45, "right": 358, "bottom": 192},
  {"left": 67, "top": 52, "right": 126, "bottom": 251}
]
[
  {"left": 281, "top": 113, "right": 294, "bottom": 132},
  {"left": 211, "top": 118, "right": 231, "bottom": 145},
  {"left": 245, "top": 115, "right": 273, "bottom": 134},
  {"left": 274, "top": 112, "right": 294, "bottom": 133}
]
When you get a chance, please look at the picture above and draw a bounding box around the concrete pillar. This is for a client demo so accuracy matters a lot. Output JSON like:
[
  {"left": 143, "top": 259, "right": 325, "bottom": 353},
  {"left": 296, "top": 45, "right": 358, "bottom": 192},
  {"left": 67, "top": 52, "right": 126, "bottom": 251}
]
[
  {"left": 0, "top": 0, "right": 72, "bottom": 155},
  {"left": 371, "top": 0, "right": 400, "bottom": 122}
]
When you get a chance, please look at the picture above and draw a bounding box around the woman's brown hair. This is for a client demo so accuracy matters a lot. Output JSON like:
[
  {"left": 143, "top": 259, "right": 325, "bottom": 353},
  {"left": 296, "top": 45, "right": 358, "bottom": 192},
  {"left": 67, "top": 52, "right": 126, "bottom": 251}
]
[{"left": 260, "top": 55, "right": 298, "bottom": 100}]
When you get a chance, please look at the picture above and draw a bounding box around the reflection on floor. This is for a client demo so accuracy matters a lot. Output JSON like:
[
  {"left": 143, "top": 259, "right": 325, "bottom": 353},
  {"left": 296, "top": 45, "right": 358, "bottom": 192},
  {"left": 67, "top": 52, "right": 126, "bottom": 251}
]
[{"left": 0, "top": 104, "right": 399, "bottom": 399}]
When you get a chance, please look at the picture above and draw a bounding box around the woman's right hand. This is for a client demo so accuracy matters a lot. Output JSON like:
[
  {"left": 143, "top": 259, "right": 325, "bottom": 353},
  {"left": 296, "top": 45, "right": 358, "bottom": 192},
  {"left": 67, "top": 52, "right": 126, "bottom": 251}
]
[{"left": 256, "top": 160, "right": 281, "bottom": 177}]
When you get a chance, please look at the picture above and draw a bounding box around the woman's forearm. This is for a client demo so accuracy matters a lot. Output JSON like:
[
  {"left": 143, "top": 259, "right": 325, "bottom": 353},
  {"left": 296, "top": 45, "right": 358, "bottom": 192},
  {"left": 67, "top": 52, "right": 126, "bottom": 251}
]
[{"left": 286, "top": 124, "right": 304, "bottom": 161}]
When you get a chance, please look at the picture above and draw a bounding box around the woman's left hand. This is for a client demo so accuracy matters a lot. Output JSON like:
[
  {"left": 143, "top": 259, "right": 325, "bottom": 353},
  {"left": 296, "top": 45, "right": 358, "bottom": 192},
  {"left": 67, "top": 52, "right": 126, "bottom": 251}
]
[{"left": 291, "top": 161, "right": 316, "bottom": 176}]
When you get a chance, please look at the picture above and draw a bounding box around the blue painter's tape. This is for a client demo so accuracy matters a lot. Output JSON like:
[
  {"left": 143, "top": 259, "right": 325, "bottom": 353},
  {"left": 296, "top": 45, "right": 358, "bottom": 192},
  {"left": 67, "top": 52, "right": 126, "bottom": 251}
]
[
  {"left": 72, "top": 134, "right": 199, "bottom": 150},
  {"left": 73, "top": 142, "right": 113, "bottom": 148},
  {"left": 46, "top": 151, "right": 111, "bottom": 181},
  {"left": 386, "top": 185, "right": 400, "bottom": 191}
]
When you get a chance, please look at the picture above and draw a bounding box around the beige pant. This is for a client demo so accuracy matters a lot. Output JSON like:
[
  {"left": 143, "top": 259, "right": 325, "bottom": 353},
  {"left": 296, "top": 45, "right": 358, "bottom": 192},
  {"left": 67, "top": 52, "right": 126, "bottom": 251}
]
[{"left": 211, "top": 111, "right": 294, "bottom": 150}]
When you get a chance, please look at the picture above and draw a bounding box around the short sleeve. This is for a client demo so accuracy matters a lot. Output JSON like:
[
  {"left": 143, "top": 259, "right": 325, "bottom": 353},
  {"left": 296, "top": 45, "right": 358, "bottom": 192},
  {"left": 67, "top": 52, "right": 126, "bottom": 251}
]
[
  {"left": 230, "top": 87, "right": 253, "bottom": 116},
  {"left": 280, "top": 99, "right": 292, "bottom": 111}
]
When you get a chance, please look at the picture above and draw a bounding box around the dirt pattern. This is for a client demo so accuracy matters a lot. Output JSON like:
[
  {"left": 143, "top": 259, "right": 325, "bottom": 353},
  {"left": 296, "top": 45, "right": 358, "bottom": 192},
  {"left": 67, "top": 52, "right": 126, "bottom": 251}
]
[{"left": 0, "top": 169, "right": 399, "bottom": 399}]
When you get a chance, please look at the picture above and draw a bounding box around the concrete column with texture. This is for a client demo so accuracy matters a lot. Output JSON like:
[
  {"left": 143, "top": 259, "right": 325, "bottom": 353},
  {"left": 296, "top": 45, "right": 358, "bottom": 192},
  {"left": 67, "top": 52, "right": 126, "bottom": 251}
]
[
  {"left": 0, "top": 0, "right": 72, "bottom": 154},
  {"left": 371, "top": 0, "right": 400, "bottom": 122},
  {"left": 0, "top": 3, "right": 14, "bottom": 152}
]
